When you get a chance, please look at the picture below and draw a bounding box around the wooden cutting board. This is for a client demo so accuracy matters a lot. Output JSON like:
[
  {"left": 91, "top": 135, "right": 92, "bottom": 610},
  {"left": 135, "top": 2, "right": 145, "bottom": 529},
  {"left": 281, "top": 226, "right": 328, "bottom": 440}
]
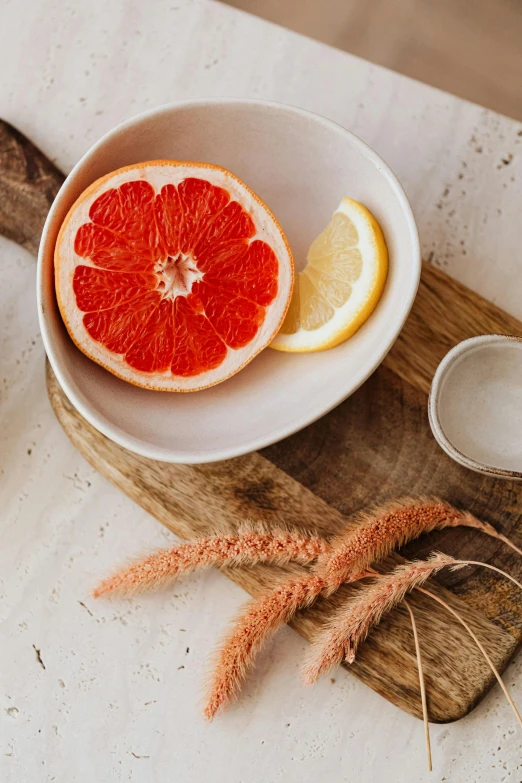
[{"left": 2, "top": 118, "right": 522, "bottom": 724}]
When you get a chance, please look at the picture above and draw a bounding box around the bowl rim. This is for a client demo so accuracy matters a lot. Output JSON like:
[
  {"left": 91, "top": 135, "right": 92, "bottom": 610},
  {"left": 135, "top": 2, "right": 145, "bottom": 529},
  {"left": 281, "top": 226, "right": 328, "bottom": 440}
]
[
  {"left": 428, "top": 333, "right": 522, "bottom": 480},
  {"left": 37, "top": 97, "right": 421, "bottom": 464}
]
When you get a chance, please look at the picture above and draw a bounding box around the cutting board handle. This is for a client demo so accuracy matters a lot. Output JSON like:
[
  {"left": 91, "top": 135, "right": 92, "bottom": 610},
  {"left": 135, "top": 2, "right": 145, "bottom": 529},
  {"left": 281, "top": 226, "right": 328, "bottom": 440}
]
[{"left": 0, "top": 119, "right": 65, "bottom": 256}]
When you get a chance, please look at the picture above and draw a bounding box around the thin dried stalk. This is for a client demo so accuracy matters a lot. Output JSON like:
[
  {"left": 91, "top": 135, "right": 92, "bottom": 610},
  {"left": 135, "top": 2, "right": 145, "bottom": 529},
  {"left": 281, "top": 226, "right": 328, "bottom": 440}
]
[
  {"left": 452, "top": 560, "right": 522, "bottom": 592},
  {"left": 93, "top": 531, "right": 328, "bottom": 598},
  {"left": 205, "top": 499, "right": 518, "bottom": 716},
  {"left": 418, "top": 587, "right": 522, "bottom": 730},
  {"left": 404, "top": 600, "right": 432, "bottom": 773},
  {"left": 304, "top": 553, "right": 522, "bottom": 686},
  {"left": 494, "top": 532, "right": 522, "bottom": 558},
  {"left": 303, "top": 553, "right": 465, "bottom": 683},
  {"left": 316, "top": 498, "right": 506, "bottom": 595},
  {"left": 204, "top": 575, "right": 325, "bottom": 720}
]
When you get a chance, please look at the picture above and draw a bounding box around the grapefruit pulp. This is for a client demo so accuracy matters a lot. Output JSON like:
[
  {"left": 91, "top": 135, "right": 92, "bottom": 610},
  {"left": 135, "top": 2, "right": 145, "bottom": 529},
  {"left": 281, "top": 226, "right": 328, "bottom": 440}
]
[{"left": 55, "top": 161, "right": 294, "bottom": 391}]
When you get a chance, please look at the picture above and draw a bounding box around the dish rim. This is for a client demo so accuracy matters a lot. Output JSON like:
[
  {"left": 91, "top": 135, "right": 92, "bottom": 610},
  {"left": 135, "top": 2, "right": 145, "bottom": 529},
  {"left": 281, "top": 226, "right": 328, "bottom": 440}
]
[
  {"left": 428, "top": 333, "right": 522, "bottom": 480},
  {"left": 37, "top": 97, "right": 421, "bottom": 464}
]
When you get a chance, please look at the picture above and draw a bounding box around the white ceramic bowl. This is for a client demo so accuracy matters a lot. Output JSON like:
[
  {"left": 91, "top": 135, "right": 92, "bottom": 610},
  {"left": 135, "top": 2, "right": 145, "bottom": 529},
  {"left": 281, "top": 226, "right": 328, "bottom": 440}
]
[{"left": 38, "top": 99, "right": 420, "bottom": 463}]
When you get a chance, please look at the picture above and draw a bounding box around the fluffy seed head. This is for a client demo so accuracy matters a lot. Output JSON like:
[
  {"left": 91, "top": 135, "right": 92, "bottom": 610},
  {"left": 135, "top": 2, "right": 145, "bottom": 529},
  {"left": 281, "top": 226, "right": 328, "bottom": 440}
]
[{"left": 303, "top": 552, "right": 465, "bottom": 683}]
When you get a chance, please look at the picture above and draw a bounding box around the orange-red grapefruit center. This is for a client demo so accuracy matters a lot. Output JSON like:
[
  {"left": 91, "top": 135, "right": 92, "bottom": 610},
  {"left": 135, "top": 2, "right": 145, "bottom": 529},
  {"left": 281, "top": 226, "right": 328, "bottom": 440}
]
[{"left": 71, "top": 177, "right": 280, "bottom": 378}]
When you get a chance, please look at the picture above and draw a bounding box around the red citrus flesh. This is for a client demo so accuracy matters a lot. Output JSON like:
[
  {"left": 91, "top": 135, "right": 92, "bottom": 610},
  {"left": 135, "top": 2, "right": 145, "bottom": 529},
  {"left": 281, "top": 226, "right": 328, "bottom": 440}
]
[{"left": 55, "top": 163, "right": 293, "bottom": 390}]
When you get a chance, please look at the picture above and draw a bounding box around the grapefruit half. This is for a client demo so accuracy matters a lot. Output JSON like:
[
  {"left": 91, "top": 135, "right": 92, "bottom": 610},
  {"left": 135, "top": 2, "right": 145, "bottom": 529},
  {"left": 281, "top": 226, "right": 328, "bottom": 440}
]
[{"left": 55, "top": 161, "right": 294, "bottom": 391}]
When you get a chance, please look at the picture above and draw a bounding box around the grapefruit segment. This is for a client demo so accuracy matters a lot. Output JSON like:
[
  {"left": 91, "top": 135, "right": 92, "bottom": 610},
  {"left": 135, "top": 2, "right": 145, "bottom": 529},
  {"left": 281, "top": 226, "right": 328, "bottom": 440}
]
[
  {"left": 83, "top": 291, "right": 162, "bottom": 356},
  {"left": 200, "top": 240, "right": 279, "bottom": 307},
  {"left": 74, "top": 223, "right": 152, "bottom": 272},
  {"left": 125, "top": 298, "right": 176, "bottom": 373},
  {"left": 191, "top": 281, "right": 264, "bottom": 349},
  {"left": 171, "top": 296, "right": 227, "bottom": 377},
  {"left": 73, "top": 266, "right": 156, "bottom": 312},
  {"left": 89, "top": 180, "right": 164, "bottom": 263},
  {"left": 55, "top": 160, "right": 294, "bottom": 391},
  {"left": 154, "top": 184, "right": 183, "bottom": 257},
  {"left": 193, "top": 201, "right": 256, "bottom": 262},
  {"left": 177, "top": 178, "right": 230, "bottom": 253}
]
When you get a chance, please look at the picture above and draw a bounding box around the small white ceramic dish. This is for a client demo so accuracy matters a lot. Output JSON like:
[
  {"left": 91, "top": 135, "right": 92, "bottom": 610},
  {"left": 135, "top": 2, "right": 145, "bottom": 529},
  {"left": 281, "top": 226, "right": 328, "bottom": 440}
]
[
  {"left": 429, "top": 334, "right": 522, "bottom": 480},
  {"left": 38, "top": 99, "right": 420, "bottom": 464}
]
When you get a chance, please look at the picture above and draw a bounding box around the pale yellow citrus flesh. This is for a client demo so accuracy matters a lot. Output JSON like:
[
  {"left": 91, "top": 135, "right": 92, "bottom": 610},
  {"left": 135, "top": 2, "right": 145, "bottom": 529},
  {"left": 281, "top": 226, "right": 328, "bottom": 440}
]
[{"left": 270, "top": 197, "right": 388, "bottom": 352}]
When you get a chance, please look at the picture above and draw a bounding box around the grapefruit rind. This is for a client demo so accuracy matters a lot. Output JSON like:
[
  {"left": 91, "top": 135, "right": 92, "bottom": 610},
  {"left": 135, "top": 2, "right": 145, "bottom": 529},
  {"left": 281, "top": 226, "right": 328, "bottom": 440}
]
[{"left": 55, "top": 160, "right": 294, "bottom": 391}]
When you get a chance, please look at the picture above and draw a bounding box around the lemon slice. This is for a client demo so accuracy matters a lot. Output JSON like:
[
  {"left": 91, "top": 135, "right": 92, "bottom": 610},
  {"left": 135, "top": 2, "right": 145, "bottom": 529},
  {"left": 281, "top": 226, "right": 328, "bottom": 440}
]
[{"left": 271, "top": 197, "right": 388, "bottom": 352}]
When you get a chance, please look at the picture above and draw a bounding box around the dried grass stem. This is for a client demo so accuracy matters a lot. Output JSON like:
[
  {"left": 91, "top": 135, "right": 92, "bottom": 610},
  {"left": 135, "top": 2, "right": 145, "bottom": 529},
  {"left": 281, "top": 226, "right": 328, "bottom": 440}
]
[{"left": 93, "top": 531, "right": 328, "bottom": 598}]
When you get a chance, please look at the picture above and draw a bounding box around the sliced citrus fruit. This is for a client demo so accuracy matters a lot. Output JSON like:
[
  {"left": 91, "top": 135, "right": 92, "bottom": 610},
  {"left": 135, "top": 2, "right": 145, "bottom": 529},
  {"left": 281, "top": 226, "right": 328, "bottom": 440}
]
[
  {"left": 271, "top": 197, "right": 387, "bottom": 352},
  {"left": 55, "top": 161, "right": 294, "bottom": 391}
]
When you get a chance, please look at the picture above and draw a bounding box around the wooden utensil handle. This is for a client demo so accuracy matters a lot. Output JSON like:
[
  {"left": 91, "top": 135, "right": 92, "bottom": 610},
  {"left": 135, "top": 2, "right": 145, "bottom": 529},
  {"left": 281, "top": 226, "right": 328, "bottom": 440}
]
[{"left": 0, "top": 119, "right": 65, "bottom": 256}]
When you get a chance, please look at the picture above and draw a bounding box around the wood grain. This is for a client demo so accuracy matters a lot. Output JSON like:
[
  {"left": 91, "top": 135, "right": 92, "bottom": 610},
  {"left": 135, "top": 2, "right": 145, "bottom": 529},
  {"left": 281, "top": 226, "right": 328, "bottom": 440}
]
[
  {"left": 45, "top": 363, "right": 519, "bottom": 723},
  {"left": 385, "top": 263, "right": 522, "bottom": 395},
  {"left": 0, "top": 120, "right": 64, "bottom": 254},
  {"left": 2, "top": 118, "right": 522, "bottom": 723}
]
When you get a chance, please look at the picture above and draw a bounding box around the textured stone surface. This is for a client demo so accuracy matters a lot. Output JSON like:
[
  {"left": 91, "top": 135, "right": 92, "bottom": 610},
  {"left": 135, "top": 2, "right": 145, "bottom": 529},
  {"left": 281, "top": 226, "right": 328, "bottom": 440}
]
[{"left": 1, "top": 0, "right": 522, "bottom": 780}]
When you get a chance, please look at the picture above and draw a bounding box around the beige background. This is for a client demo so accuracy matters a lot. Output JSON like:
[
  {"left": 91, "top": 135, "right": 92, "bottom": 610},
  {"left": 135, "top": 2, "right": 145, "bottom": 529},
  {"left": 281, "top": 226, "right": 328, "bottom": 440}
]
[{"left": 223, "top": 0, "right": 522, "bottom": 121}]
